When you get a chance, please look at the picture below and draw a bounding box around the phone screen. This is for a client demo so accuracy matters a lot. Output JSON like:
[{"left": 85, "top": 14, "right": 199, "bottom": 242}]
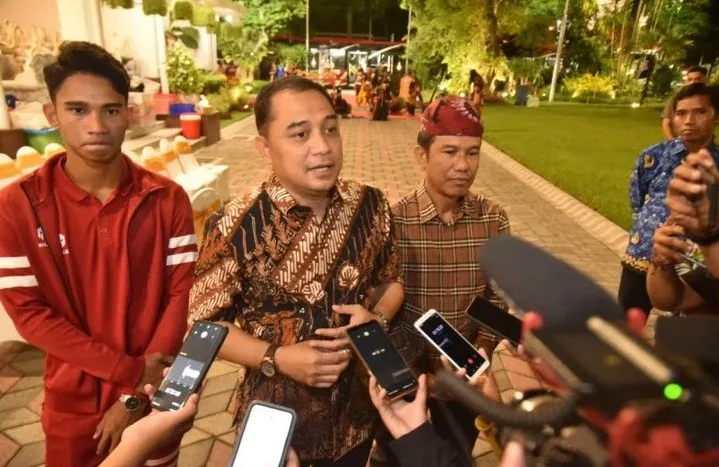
[
  {"left": 417, "top": 312, "right": 487, "bottom": 377},
  {"left": 232, "top": 403, "right": 295, "bottom": 467},
  {"left": 348, "top": 321, "right": 417, "bottom": 397},
  {"left": 466, "top": 297, "right": 523, "bottom": 345},
  {"left": 151, "top": 321, "right": 227, "bottom": 411}
]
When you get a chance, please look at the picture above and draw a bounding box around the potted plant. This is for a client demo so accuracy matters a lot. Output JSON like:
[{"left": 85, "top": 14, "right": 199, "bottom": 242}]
[{"left": 142, "top": 0, "right": 167, "bottom": 16}]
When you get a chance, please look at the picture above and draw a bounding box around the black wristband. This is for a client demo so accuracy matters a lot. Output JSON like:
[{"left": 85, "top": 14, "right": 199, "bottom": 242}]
[{"left": 688, "top": 232, "right": 719, "bottom": 246}]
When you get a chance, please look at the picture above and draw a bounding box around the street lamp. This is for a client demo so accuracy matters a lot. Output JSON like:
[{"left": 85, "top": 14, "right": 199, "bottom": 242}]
[
  {"left": 305, "top": 0, "right": 310, "bottom": 70},
  {"left": 548, "top": 0, "right": 570, "bottom": 103}
]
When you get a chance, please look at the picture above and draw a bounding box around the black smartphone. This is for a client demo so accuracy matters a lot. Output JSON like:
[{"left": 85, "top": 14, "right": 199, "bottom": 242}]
[
  {"left": 347, "top": 320, "right": 418, "bottom": 400},
  {"left": 414, "top": 309, "right": 490, "bottom": 381},
  {"left": 151, "top": 320, "right": 228, "bottom": 411},
  {"left": 465, "top": 296, "right": 523, "bottom": 346},
  {"left": 230, "top": 401, "right": 297, "bottom": 467}
]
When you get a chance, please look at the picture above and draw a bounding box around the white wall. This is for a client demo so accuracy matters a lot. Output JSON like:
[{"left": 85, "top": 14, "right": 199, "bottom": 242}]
[
  {"left": 0, "top": 0, "right": 61, "bottom": 38},
  {"left": 56, "top": 0, "right": 105, "bottom": 45},
  {"left": 101, "top": 1, "right": 166, "bottom": 79}
]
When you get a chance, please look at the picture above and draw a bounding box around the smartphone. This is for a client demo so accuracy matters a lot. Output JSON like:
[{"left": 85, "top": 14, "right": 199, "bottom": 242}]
[
  {"left": 414, "top": 309, "right": 490, "bottom": 381},
  {"left": 230, "top": 401, "right": 296, "bottom": 467},
  {"left": 151, "top": 320, "right": 228, "bottom": 411},
  {"left": 347, "top": 320, "right": 418, "bottom": 400},
  {"left": 465, "top": 296, "right": 523, "bottom": 346}
]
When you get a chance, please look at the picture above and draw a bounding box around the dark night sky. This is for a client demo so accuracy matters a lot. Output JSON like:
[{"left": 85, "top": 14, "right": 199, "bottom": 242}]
[{"left": 285, "top": 2, "right": 409, "bottom": 41}]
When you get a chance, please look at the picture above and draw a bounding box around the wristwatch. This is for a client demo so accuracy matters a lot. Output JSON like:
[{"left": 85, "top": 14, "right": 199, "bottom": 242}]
[
  {"left": 260, "top": 344, "right": 279, "bottom": 378},
  {"left": 688, "top": 231, "right": 719, "bottom": 246},
  {"left": 119, "top": 394, "right": 143, "bottom": 413}
]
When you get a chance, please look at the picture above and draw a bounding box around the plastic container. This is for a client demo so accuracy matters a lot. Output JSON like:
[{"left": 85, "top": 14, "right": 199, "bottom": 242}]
[
  {"left": 170, "top": 103, "right": 196, "bottom": 117},
  {"left": 23, "top": 128, "right": 64, "bottom": 153},
  {"left": 179, "top": 113, "right": 202, "bottom": 140}
]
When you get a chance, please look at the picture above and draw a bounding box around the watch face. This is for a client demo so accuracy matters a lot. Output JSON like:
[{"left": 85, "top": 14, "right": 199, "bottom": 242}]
[
  {"left": 261, "top": 360, "right": 276, "bottom": 377},
  {"left": 125, "top": 396, "right": 142, "bottom": 411}
]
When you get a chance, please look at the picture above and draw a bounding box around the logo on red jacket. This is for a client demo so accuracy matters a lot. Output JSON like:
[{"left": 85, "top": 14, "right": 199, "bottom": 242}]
[
  {"left": 59, "top": 233, "right": 69, "bottom": 255},
  {"left": 37, "top": 228, "right": 48, "bottom": 248}
]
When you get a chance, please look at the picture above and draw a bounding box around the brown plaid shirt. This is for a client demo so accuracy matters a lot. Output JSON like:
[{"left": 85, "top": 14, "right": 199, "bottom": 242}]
[
  {"left": 188, "top": 176, "right": 402, "bottom": 461},
  {"left": 390, "top": 184, "right": 510, "bottom": 374}
]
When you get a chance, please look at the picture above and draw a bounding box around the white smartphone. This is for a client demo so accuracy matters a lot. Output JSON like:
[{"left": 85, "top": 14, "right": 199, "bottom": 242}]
[
  {"left": 230, "top": 401, "right": 297, "bottom": 467},
  {"left": 414, "top": 309, "right": 490, "bottom": 381}
]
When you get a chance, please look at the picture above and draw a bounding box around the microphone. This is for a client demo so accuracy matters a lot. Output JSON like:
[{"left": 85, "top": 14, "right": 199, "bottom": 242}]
[{"left": 480, "top": 235, "right": 624, "bottom": 328}]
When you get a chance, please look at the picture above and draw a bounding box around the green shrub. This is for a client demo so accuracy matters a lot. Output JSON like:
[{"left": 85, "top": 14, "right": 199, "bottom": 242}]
[
  {"left": 228, "top": 85, "right": 250, "bottom": 108},
  {"left": 173, "top": 0, "right": 193, "bottom": 21},
  {"left": 206, "top": 91, "right": 232, "bottom": 114},
  {"left": 651, "top": 64, "right": 681, "bottom": 98},
  {"left": 193, "top": 5, "right": 217, "bottom": 30},
  {"left": 202, "top": 72, "right": 228, "bottom": 94},
  {"left": 142, "top": 0, "right": 167, "bottom": 16},
  {"left": 167, "top": 44, "right": 202, "bottom": 95},
  {"left": 103, "top": 0, "right": 133, "bottom": 7},
  {"left": 564, "top": 74, "right": 617, "bottom": 103}
]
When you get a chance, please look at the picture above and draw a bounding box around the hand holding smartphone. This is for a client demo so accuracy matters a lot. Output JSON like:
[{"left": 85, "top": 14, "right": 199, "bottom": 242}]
[
  {"left": 347, "top": 321, "right": 418, "bottom": 400},
  {"left": 414, "top": 309, "right": 490, "bottom": 382},
  {"left": 230, "top": 401, "right": 297, "bottom": 467},
  {"left": 151, "top": 321, "right": 228, "bottom": 411}
]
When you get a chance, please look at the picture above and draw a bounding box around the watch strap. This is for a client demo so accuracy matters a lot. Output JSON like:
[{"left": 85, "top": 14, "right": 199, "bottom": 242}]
[{"left": 263, "top": 343, "right": 278, "bottom": 363}]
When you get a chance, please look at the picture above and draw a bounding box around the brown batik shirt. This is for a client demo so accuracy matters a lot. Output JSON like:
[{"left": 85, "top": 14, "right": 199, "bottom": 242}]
[
  {"left": 390, "top": 183, "right": 510, "bottom": 374},
  {"left": 189, "top": 175, "right": 402, "bottom": 461}
]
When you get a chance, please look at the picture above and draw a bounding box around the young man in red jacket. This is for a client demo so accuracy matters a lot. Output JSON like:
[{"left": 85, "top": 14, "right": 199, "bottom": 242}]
[{"left": 0, "top": 42, "right": 197, "bottom": 466}]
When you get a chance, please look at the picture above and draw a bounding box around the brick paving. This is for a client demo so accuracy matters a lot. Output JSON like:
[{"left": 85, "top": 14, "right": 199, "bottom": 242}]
[{"left": 0, "top": 116, "right": 625, "bottom": 466}]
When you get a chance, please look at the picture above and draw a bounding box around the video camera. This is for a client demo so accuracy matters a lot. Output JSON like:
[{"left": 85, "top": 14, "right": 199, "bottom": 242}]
[{"left": 436, "top": 235, "right": 719, "bottom": 467}]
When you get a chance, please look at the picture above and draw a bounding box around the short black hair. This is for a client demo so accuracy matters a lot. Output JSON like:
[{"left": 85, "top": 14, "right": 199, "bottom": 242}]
[
  {"left": 674, "top": 83, "right": 719, "bottom": 113},
  {"left": 687, "top": 66, "right": 708, "bottom": 76},
  {"left": 254, "top": 76, "right": 334, "bottom": 135},
  {"left": 417, "top": 131, "right": 436, "bottom": 151},
  {"left": 43, "top": 41, "right": 130, "bottom": 102}
]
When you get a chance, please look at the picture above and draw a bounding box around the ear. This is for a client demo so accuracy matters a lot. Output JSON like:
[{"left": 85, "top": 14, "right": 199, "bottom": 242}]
[
  {"left": 255, "top": 134, "right": 271, "bottom": 165},
  {"left": 414, "top": 145, "right": 428, "bottom": 170},
  {"left": 43, "top": 102, "right": 58, "bottom": 127}
]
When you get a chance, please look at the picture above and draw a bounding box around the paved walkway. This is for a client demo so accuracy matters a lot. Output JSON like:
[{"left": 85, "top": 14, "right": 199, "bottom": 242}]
[{"left": 0, "top": 116, "right": 624, "bottom": 467}]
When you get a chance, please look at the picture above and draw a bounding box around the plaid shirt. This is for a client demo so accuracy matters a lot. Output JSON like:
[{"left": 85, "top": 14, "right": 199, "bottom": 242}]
[
  {"left": 189, "top": 176, "right": 402, "bottom": 461},
  {"left": 390, "top": 184, "right": 510, "bottom": 374}
]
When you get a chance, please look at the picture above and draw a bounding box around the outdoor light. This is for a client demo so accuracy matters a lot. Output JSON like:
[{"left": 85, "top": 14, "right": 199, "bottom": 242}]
[
  {"left": 631, "top": 102, "right": 641, "bottom": 109},
  {"left": 459, "top": 92, "right": 466, "bottom": 97},
  {"left": 311, "top": 57, "right": 317, "bottom": 68},
  {"left": 244, "top": 85, "right": 253, "bottom": 93},
  {"left": 397, "top": 61, "right": 402, "bottom": 71},
  {"left": 501, "top": 92, "right": 509, "bottom": 98}
]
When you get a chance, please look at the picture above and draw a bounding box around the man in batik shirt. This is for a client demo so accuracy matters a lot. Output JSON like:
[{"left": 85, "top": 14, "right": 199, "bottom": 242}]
[{"left": 189, "top": 76, "right": 404, "bottom": 466}]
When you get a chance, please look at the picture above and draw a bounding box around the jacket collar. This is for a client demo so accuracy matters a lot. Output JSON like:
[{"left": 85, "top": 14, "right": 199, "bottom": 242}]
[{"left": 20, "top": 152, "right": 165, "bottom": 206}]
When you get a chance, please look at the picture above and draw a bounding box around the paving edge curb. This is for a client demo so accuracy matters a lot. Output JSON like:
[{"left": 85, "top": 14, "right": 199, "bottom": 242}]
[{"left": 482, "top": 141, "right": 629, "bottom": 258}]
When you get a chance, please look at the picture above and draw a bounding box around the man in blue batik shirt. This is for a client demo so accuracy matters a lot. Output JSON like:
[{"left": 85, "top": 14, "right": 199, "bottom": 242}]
[{"left": 619, "top": 83, "right": 719, "bottom": 314}]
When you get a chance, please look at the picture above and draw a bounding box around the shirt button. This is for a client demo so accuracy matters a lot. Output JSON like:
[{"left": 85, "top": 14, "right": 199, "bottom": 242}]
[{"left": 100, "top": 227, "right": 109, "bottom": 235}]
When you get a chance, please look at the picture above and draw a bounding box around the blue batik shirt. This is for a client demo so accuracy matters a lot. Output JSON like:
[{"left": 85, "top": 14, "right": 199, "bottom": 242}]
[{"left": 622, "top": 139, "right": 719, "bottom": 272}]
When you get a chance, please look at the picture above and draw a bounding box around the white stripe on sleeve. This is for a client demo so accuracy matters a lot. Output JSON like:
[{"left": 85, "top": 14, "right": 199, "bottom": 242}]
[
  {"left": 0, "top": 275, "right": 38, "bottom": 290},
  {"left": 166, "top": 252, "right": 198, "bottom": 266},
  {"left": 168, "top": 234, "right": 198, "bottom": 249},
  {"left": 0, "top": 256, "right": 30, "bottom": 269}
]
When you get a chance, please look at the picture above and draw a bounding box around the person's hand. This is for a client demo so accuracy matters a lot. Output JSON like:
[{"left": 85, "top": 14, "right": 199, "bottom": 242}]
[
  {"left": 285, "top": 447, "right": 300, "bottom": 467},
  {"left": 275, "top": 340, "right": 351, "bottom": 388},
  {"left": 369, "top": 374, "right": 429, "bottom": 440},
  {"left": 94, "top": 400, "right": 145, "bottom": 456},
  {"left": 332, "top": 304, "right": 380, "bottom": 328},
  {"left": 652, "top": 223, "right": 689, "bottom": 267},
  {"left": 137, "top": 353, "right": 174, "bottom": 391},
  {"left": 436, "top": 349, "right": 500, "bottom": 401},
  {"left": 500, "top": 441, "right": 527, "bottom": 467},
  {"left": 666, "top": 150, "right": 719, "bottom": 236}
]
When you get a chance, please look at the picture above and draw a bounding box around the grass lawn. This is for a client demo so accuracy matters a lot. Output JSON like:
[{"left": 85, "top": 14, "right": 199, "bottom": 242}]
[
  {"left": 482, "top": 103, "right": 666, "bottom": 230},
  {"left": 220, "top": 111, "right": 252, "bottom": 128}
]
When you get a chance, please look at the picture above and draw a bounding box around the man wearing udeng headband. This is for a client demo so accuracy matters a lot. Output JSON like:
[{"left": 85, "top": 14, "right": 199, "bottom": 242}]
[{"left": 375, "top": 96, "right": 509, "bottom": 466}]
